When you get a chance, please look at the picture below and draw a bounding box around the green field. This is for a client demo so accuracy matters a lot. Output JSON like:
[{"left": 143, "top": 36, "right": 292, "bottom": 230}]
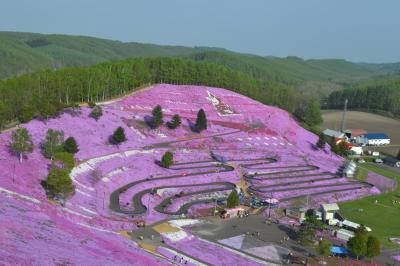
[{"left": 339, "top": 164, "right": 400, "bottom": 248}]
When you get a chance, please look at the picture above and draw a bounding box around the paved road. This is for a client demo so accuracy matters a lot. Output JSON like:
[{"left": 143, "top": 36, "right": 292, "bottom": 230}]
[{"left": 109, "top": 155, "right": 370, "bottom": 217}]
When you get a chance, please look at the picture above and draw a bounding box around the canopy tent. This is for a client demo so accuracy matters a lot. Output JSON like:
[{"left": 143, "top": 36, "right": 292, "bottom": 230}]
[{"left": 331, "top": 246, "right": 349, "bottom": 255}]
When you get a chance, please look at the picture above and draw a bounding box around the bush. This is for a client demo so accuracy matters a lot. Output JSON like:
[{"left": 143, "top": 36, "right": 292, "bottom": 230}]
[
  {"left": 366, "top": 235, "right": 380, "bottom": 259},
  {"left": 152, "top": 105, "right": 163, "bottom": 128},
  {"left": 316, "top": 239, "right": 332, "bottom": 257},
  {"left": 88, "top": 101, "right": 96, "bottom": 108},
  {"left": 161, "top": 151, "right": 173, "bottom": 168},
  {"left": 63, "top": 137, "right": 79, "bottom": 154},
  {"left": 89, "top": 105, "right": 103, "bottom": 121},
  {"left": 195, "top": 109, "right": 207, "bottom": 132},
  {"left": 316, "top": 134, "right": 326, "bottom": 149},
  {"left": 111, "top": 127, "right": 127, "bottom": 145},
  {"left": 54, "top": 152, "right": 75, "bottom": 170},
  {"left": 167, "top": 114, "right": 181, "bottom": 129},
  {"left": 227, "top": 190, "right": 240, "bottom": 208},
  {"left": 46, "top": 165, "right": 75, "bottom": 196}
]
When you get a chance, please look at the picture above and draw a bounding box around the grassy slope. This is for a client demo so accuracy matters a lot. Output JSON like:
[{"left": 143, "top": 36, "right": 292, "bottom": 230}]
[{"left": 339, "top": 164, "right": 400, "bottom": 248}]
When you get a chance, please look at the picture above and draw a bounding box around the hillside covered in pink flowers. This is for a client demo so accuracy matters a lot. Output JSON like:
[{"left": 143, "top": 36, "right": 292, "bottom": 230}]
[{"left": 0, "top": 84, "right": 380, "bottom": 265}]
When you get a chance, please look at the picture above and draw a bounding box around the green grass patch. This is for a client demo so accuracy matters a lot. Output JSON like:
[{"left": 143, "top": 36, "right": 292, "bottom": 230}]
[
  {"left": 354, "top": 167, "right": 368, "bottom": 181},
  {"left": 339, "top": 164, "right": 400, "bottom": 248}
]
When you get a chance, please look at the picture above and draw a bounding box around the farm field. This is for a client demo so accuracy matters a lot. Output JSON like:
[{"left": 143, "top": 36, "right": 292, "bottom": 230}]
[
  {"left": 322, "top": 110, "right": 400, "bottom": 156},
  {"left": 0, "top": 84, "right": 384, "bottom": 265},
  {"left": 339, "top": 164, "right": 400, "bottom": 248}
]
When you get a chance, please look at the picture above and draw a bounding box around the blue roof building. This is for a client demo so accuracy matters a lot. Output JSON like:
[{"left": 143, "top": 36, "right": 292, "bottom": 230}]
[
  {"left": 362, "top": 133, "right": 390, "bottom": 146},
  {"left": 364, "top": 133, "right": 390, "bottom": 140}
]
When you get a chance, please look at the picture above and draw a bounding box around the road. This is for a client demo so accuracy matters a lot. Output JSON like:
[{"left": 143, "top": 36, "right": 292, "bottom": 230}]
[{"left": 109, "top": 156, "right": 369, "bottom": 217}]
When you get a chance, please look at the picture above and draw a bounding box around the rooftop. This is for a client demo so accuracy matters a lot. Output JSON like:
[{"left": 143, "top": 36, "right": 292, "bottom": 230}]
[
  {"left": 322, "top": 129, "right": 345, "bottom": 138},
  {"left": 348, "top": 129, "right": 367, "bottom": 137},
  {"left": 364, "top": 133, "right": 390, "bottom": 140},
  {"left": 321, "top": 203, "right": 340, "bottom": 212}
]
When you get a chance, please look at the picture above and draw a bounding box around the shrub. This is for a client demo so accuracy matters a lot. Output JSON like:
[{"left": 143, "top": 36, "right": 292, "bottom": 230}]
[
  {"left": 195, "top": 109, "right": 207, "bottom": 132},
  {"left": 89, "top": 105, "right": 103, "bottom": 121},
  {"left": 111, "top": 127, "right": 127, "bottom": 145},
  {"left": 63, "top": 137, "right": 79, "bottom": 154},
  {"left": 167, "top": 114, "right": 181, "bottom": 129},
  {"left": 152, "top": 105, "right": 163, "bottom": 128},
  {"left": 316, "top": 239, "right": 332, "bottom": 257},
  {"left": 54, "top": 152, "right": 75, "bottom": 170},
  {"left": 226, "top": 190, "right": 240, "bottom": 208},
  {"left": 161, "top": 151, "right": 173, "bottom": 168},
  {"left": 366, "top": 235, "right": 380, "bottom": 259},
  {"left": 46, "top": 165, "right": 75, "bottom": 196},
  {"left": 316, "top": 134, "right": 326, "bottom": 149}
]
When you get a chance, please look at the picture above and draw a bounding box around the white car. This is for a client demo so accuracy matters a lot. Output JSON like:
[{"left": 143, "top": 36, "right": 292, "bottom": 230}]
[
  {"left": 374, "top": 158, "right": 383, "bottom": 164},
  {"left": 358, "top": 159, "right": 366, "bottom": 164}
]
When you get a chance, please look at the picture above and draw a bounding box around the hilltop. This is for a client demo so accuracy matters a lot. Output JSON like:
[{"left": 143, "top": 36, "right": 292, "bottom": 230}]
[{"left": 0, "top": 84, "right": 381, "bottom": 265}]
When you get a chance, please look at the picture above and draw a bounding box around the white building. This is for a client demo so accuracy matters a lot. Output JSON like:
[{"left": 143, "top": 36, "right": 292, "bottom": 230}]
[
  {"left": 362, "top": 133, "right": 391, "bottom": 146},
  {"left": 320, "top": 203, "right": 340, "bottom": 222},
  {"left": 335, "top": 229, "right": 355, "bottom": 241}
]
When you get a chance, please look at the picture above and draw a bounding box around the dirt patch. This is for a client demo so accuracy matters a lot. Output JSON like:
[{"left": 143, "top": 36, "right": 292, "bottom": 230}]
[{"left": 153, "top": 223, "right": 180, "bottom": 233}]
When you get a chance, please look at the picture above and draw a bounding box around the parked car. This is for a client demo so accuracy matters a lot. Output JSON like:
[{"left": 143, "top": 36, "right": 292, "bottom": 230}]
[
  {"left": 374, "top": 158, "right": 383, "bottom": 164},
  {"left": 357, "top": 159, "right": 366, "bottom": 164}
]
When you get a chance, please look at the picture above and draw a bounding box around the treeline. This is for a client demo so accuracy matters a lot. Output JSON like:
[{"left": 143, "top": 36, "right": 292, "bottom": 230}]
[
  {"left": 327, "top": 78, "right": 400, "bottom": 116},
  {"left": 0, "top": 57, "right": 322, "bottom": 128}
]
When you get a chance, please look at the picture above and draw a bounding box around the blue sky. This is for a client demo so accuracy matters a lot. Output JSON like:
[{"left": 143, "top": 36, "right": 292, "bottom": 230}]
[{"left": 1, "top": 0, "right": 399, "bottom": 62}]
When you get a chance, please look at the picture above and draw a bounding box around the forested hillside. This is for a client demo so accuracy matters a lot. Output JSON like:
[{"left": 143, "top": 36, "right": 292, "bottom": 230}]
[
  {"left": 0, "top": 31, "right": 222, "bottom": 79},
  {"left": 0, "top": 57, "right": 323, "bottom": 129},
  {"left": 327, "top": 77, "right": 400, "bottom": 116},
  {"left": 190, "top": 51, "right": 374, "bottom": 83},
  {"left": 0, "top": 31, "right": 387, "bottom": 95}
]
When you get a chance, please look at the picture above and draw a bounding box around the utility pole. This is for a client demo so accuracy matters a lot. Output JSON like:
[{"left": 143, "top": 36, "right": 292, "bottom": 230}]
[{"left": 341, "top": 99, "right": 348, "bottom": 133}]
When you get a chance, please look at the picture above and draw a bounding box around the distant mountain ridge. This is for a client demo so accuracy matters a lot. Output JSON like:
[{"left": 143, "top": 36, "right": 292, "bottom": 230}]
[
  {"left": 1, "top": 31, "right": 398, "bottom": 81},
  {"left": 0, "top": 31, "right": 225, "bottom": 79}
]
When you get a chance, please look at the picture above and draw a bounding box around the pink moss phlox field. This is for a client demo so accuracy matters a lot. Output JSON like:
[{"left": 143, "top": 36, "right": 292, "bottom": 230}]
[
  {"left": 366, "top": 172, "right": 397, "bottom": 193},
  {"left": 0, "top": 84, "right": 381, "bottom": 264}
]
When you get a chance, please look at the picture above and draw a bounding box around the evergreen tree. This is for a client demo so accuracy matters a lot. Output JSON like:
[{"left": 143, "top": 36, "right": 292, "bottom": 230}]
[
  {"left": 111, "top": 127, "right": 127, "bottom": 145},
  {"left": 10, "top": 128, "right": 34, "bottom": 162},
  {"left": 89, "top": 105, "right": 103, "bottom": 121},
  {"left": 316, "top": 239, "right": 332, "bottom": 257},
  {"left": 167, "top": 114, "right": 181, "bottom": 129},
  {"left": 195, "top": 109, "right": 207, "bottom": 132},
  {"left": 366, "top": 235, "right": 380, "bottom": 259},
  {"left": 316, "top": 134, "right": 326, "bottom": 149},
  {"left": 226, "top": 190, "right": 240, "bottom": 208},
  {"left": 152, "top": 105, "right": 163, "bottom": 128},
  {"left": 42, "top": 129, "right": 64, "bottom": 159},
  {"left": 64, "top": 137, "right": 79, "bottom": 154},
  {"left": 161, "top": 151, "right": 173, "bottom": 168}
]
